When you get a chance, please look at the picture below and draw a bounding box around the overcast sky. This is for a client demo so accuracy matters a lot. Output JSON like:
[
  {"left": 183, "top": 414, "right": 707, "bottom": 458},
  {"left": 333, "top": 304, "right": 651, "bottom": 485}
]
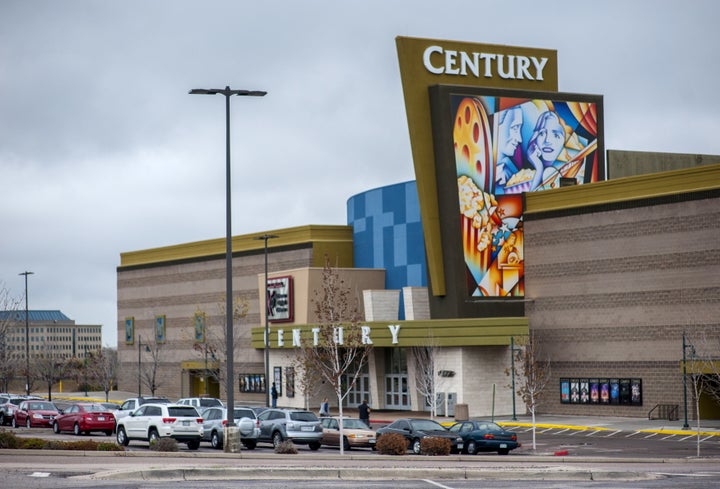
[{"left": 1, "top": 0, "right": 718, "bottom": 347}]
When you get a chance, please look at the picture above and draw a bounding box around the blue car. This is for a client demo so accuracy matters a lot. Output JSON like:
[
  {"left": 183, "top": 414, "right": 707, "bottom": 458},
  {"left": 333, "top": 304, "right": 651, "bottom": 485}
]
[{"left": 448, "top": 420, "right": 519, "bottom": 455}]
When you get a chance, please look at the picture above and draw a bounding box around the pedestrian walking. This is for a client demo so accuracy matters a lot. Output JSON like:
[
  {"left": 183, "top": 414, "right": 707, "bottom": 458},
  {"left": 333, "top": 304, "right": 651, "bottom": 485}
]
[{"left": 358, "top": 399, "right": 371, "bottom": 427}]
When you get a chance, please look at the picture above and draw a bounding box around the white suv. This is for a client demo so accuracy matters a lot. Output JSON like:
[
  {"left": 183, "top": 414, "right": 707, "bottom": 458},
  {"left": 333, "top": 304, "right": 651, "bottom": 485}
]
[{"left": 115, "top": 403, "right": 203, "bottom": 449}]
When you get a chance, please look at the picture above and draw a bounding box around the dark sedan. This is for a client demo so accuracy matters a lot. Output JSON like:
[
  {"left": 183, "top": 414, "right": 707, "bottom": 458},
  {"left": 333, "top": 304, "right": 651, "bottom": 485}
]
[
  {"left": 375, "top": 418, "right": 463, "bottom": 454},
  {"left": 448, "top": 420, "right": 519, "bottom": 455}
]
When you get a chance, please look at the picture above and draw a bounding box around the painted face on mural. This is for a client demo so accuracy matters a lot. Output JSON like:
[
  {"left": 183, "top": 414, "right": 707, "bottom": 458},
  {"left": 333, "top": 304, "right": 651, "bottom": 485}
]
[
  {"left": 529, "top": 111, "right": 565, "bottom": 165},
  {"left": 498, "top": 107, "right": 523, "bottom": 159}
]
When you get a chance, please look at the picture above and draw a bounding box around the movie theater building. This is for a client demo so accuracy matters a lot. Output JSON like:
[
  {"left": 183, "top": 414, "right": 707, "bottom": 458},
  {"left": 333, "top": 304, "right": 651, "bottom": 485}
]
[{"left": 116, "top": 37, "right": 719, "bottom": 418}]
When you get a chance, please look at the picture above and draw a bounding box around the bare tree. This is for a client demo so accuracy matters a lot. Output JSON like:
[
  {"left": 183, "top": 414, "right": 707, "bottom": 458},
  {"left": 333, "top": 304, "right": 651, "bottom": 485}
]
[
  {"left": 410, "top": 335, "right": 448, "bottom": 419},
  {"left": 0, "top": 285, "right": 21, "bottom": 392},
  {"left": 293, "top": 255, "right": 372, "bottom": 455},
  {"left": 35, "top": 353, "right": 65, "bottom": 401},
  {"left": 89, "top": 347, "right": 119, "bottom": 402},
  {"left": 683, "top": 329, "right": 720, "bottom": 457},
  {"left": 189, "top": 298, "right": 249, "bottom": 400},
  {"left": 140, "top": 337, "right": 163, "bottom": 396},
  {"left": 507, "top": 332, "right": 551, "bottom": 451}
]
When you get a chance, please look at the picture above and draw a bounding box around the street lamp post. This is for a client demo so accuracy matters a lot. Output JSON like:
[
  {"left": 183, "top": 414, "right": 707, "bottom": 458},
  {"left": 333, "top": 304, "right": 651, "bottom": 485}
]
[
  {"left": 253, "top": 233, "right": 278, "bottom": 407},
  {"left": 189, "top": 86, "right": 266, "bottom": 427},
  {"left": 682, "top": 332, "right": 695, "bottom": 430},
  {"left": 83, "top": 345, "right": 89, "bottom": 397},
  {"left": 19, "top": 271, "right": 33, "bottom": 396}
]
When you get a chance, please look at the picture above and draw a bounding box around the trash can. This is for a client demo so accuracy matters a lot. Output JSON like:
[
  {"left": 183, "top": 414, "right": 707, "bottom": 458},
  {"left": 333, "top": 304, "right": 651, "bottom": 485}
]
[{"left": 454, "top": 403, "right": 469, "bottom": 421}]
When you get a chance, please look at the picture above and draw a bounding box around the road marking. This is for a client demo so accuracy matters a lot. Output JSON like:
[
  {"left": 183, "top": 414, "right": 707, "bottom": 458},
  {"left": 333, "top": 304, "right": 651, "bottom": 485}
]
[
  {"left": 678, "top": 435, "right": 695, "bottom": 441},
  {"left": 625, "top": 431, "right": 641, "bottom": 438},
  {"left": 29, "top": 473, "right": 51, "bottom": 478},
  {"left": 422, "top": 479, "right": 455, "bottom": 489},
  {"left": 604, "top": 430, "right": 622, "bottom": 437},
  {"left": 554, "top": 429, "right": 569, "bottom": 434},
  {"left": 643, "top": 433, "right": 658, "bottom": 439},
  {"left": 660, "top": 434, "right": 677, "bottom": 440}
]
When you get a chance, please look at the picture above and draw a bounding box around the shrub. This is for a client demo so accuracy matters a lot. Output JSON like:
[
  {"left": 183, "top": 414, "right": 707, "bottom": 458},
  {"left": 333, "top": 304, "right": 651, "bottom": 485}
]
[
  {"left": 375, "top": 433, "right": 407, "bottom": 455},
  {"left": 0, "top": 430, "right": 19, "bottom": 449},
  {"left": 19, "top": 437, "right": 45, "bottom": 449},
  {"left": 274, "top": 440, "right": 297, "bottom": 454},
  {"left": 149, "top": 437, "right": 179, "bottom": 452},
  {"left": 98, "top": 442, "right": 125, "bottom": 452},
  {"left": 420, "top": 436, "right": 451, "bottom": 456}
]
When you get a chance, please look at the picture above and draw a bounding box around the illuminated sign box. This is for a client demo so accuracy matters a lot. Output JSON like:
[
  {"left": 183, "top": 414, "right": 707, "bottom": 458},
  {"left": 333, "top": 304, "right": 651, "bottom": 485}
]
[
  {"left": 428, "top": 85, "right": 604, "bottom": 318},
  {"left": 267, "top": 275, "right": 294, "bottom": 323}
]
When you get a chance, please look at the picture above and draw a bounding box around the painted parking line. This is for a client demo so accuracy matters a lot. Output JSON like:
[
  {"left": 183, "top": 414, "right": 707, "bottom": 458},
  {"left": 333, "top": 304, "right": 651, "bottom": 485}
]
[
  {"left": 625, "top": 431, "right": 641, "bottom": 438},
  {"left": 585, "top": 430, "right": 605, "bottom": 437},
  {"left": 604, "top": 430, "right": 622, "bottom": 437},
  {"left": 554, "top": 429, "right": 570, "bottom": 435},
  {"left": 660, "top": 434, "right": 678, "bottom": 440},
  {"left": 643, "top": 433, "right": 659, "bottom": 439}
]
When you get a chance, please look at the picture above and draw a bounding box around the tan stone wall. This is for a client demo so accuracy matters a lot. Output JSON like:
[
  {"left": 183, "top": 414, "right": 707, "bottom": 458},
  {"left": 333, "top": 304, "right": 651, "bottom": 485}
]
[
  {"left": 524, "top": 196, "right": 720, "bottom": 417},
  {"left": 117, "top": 246, "right": 314, "bottom": 401}
]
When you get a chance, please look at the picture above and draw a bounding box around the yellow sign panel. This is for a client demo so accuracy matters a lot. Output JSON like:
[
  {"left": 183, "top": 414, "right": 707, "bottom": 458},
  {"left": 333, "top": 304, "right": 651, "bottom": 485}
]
[{"left": 396, "top": 36, "right": 558, "bottom": 296}]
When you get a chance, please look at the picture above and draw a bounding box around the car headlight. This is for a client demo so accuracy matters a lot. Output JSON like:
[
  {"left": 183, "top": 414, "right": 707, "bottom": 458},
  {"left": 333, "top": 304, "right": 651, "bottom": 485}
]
[{"left": 32, "top": 413, "right": 43, "bottom": 419}]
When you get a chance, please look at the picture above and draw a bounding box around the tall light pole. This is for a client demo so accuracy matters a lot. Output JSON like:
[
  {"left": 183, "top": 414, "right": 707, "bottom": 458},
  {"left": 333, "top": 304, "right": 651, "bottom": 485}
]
[
  {"left": 138, "top": 334, "right": 144, "bottom": 397},
  {"left": 189, "top": 86, "right": 266, "bottom": 426},
  {"left": 253, "top": 233, "right": 278, "bottom": 407},
  {"left": 19, "top": 271, "right": 33, "bottom": 396}
]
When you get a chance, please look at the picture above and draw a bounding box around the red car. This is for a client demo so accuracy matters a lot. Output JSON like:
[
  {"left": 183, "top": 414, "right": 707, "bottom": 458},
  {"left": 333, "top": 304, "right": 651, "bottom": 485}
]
[
  {"left": 53, "top": 403, "right": 116, "bottom": 436},
  {"left": 12, "top": 400, "right": 59, "bottom": 428}
]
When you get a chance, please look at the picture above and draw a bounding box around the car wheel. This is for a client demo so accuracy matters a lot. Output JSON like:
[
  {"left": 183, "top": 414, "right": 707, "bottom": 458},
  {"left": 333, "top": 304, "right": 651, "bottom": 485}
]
[
  {"left": 211, "top": 431, "right": 223, "bottom": 449},
  {"left": 104, "top": 430, "right": 113, "bottom": 436},
  {"left": 26, "top": 418, "right": 31, "bottom": 429},
  {"left": 187, "top": 440, "right": 200, "bottom": 450},
  {"left": 498, "top": 448, "right": 510, "bottom": 455},
  {"left": 116, "top": 427, "right": 129, "bottom": 446},
  {"left": 309, "top": 441, "right": 321, "bottom": 451},
  {"left": 466, "top": 440, "right": 478, "bottom": 455},
  {"left": 74, "top": 423, "right": 82, "bottom": 436},
  {"left": 272, "top": 431, "right": 284, "bottom": 448},
  {"left": 53, "top": 422, "right": 60, "bottom": 434},
  {"left": 412, "top": 438, "right": 421, "bottom": 454},
  {"left": 148, "top": 428, "right": 160, "bottom": 445},
  {"left": 342, "top": 436, "right": 350, "bottom": 451},
  {"left": 243, "top": 440, "right": 257, "bottom": 450}
]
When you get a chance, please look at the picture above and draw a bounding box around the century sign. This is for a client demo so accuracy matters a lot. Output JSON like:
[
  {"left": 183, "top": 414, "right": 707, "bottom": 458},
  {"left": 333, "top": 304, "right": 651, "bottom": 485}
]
[
  {"left": 274, "top": 324, "right": 402, "bottom": 347},
  {"left": 396, "top": 36, "right": 557, "bottom": 301},
  {"left": 422, "top": 45, "right": 549, "bottom": 81}
]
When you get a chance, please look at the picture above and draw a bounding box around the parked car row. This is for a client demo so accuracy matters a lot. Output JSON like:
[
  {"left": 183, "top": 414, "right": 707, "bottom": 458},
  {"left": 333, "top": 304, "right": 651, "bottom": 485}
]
[{"left": 3, "top": 393, "right": 520, "bottom": 455}]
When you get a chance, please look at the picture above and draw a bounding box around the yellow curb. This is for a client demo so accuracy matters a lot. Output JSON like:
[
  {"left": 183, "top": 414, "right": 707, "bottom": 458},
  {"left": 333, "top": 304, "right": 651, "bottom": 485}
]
[
  {"left": 498, "top": 422, "right": 612, "bottom": 431},
  {"left": 638, "top": 429, "right": 720, "bottom": 437}
]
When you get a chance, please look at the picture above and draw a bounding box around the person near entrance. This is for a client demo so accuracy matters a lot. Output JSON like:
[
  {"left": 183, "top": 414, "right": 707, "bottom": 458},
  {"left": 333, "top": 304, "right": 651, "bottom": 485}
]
[
  {"left": 319, "top": 397, "right": 330, "bottom": 417},
  {"left": 358, "top": 399, "right": 371, "bottom": 427},
  {"left": 271, "top": 382, "right": 278, "bottom": 408}
]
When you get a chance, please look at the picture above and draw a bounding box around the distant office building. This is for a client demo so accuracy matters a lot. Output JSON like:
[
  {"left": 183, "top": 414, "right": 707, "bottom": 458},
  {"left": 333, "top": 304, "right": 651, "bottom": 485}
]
[{"left": 0, "top": 310, "right": 102, "bottom": 361}]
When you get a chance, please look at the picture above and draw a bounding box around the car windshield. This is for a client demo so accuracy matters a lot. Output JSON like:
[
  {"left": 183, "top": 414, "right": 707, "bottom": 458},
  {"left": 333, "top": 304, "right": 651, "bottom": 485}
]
[
  {"left": 167, "top": 406, "right": 199, "bottom": 418},
  {"left": 199, "top": 398, "right": 222, "bottom": 407},
  {"left": 140, "top": 398, "right": 170, "bottom": 405},
  {"left": 233, "top": 408, "right": 254, "bottom": 419},
  {"left": 30, "top": 402, "right": 56, "bottom": 410},
  {"left": 289, "top": 411, "right": 318, "bottom": 422},
  {"left": 343, "top": 419, "right": 370, "bottom": 429},
  {"left": 85, "top": 404, "right": 109, "bottom": 412},
  {"left": 410, "top": 419, "right": 445, "bottom": 431}
]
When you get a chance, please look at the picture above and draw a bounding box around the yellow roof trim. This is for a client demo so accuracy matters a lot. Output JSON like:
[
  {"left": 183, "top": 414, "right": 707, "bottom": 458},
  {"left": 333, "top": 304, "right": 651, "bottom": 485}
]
[
  {"left": 119, "top": 224, "right": 353, "bottom": 268},
  {"left": 526, "top": 164, "right": 720, "bottom": 215}
]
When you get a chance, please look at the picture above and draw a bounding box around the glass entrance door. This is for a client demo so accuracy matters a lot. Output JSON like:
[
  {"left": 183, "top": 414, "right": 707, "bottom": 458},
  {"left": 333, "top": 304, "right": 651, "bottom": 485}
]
[
  {"left": 384, "top": 374, "right": 410, "bottom": 409},
  {"left": 343, "top": 373, "right": 370, "bottom": 407}
]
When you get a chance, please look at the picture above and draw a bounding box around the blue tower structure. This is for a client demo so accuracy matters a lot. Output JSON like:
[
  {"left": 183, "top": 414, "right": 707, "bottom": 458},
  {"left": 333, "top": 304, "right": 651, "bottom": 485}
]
[{"left": 346, "top": 180, "right": 427, "bottom": 320}]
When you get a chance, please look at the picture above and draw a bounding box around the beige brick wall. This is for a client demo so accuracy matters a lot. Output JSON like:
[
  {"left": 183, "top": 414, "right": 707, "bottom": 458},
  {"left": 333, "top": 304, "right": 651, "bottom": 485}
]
[{"left": 524, "top": 196, "right": 720, "bottom": 417}]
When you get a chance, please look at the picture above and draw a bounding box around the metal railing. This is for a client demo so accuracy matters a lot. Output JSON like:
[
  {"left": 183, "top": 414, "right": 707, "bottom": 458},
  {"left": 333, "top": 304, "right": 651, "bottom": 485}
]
[{"left": 648, "top": 403, "right": 679, "bottom": 421}]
